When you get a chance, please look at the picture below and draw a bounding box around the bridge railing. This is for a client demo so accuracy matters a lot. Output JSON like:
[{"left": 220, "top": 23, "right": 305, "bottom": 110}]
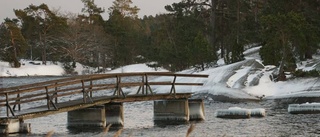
[{"left": 0, "top": 72, "right": 208, "bottom": 118}]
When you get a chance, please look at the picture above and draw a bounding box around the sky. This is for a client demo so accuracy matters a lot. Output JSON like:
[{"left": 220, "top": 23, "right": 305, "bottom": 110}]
[{"left": 0, "top": 0, "right": 181, "bottom": 21}]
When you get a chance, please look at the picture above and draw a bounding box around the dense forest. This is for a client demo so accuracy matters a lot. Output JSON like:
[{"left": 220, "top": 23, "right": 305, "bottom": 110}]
[{"left": 0, "top": 0, "right": 319, "bottom": 80}]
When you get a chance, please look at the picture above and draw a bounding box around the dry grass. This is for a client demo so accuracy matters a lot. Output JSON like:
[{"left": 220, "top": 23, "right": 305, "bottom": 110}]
[{"left": 186, "top": 123, "right": 195, "bottom": 137}]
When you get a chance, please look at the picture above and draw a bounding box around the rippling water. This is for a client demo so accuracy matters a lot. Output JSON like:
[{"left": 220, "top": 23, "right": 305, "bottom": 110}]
[{"left": 2, "top": 77, "right": 320, "bottom": 137}]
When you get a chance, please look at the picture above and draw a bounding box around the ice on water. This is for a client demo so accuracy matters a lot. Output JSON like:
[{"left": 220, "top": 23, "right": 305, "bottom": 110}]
[
  {"left": 215, "top": 107, "right": 266, "bottom": 118},
  {"left": 288, "top": 102, "right": 320, "bottom": 113}
]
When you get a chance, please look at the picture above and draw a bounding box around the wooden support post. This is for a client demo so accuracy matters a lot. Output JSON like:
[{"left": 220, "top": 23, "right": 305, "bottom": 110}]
[{"left": 170, "top": 75, "right": 177, "bottom": 96}]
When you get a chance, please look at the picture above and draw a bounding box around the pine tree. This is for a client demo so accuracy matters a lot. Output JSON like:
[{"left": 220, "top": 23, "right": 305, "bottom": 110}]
[{"left": 0, "top": 19, "right": 27, "bottom": 68}]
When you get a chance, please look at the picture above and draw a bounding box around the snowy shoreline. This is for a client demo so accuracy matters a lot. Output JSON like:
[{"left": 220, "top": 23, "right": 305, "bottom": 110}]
[{"left": 1, "top": 47, "right": 320, "bottom": 101}]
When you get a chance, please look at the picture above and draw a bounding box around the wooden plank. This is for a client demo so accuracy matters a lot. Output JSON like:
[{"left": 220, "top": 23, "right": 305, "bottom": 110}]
[
  {"left": 55, "top": 90, "right": 83, "bottom": 98},
  {"left": 145, "top": 73, "right": 208, "bottom": 78},
  {"left": 10, "top": 96, "right": 47, "bottom": 105},
  {"left": 148, "top": 82, "right": 204, "bottom": 86},
  {"left": 119, "top": 82, "right": 144, "bottom": 87},
  {"left": 148, "top": 82, "right": 172, "bottom": 85},
  {"left": 4, "top": 92, "right": 47, "bottom": 102},
  {"left": 174, "top": 83, "right": 204, "bottom": 86}
]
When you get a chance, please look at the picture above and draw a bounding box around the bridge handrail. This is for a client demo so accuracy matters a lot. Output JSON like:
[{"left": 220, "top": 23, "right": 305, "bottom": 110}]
[
  {"left": 0, "top": 72, "right": 207, "bottom": 93},
  {"left": 0, "top": 72, "right": 208, "bottom": 118}
]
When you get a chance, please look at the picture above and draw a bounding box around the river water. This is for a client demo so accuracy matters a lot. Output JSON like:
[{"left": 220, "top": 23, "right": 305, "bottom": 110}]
[{"left": 2, "top": 77, "right": 320, "bottom": 137}]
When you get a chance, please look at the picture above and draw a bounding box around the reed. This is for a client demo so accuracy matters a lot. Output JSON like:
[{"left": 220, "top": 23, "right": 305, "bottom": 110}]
[
  {"left": 101, "top": 124, "right": 112, "bottom": 137},
  {"left": 186, "top": 123, "right": 195, "bottom": 137},
  {"left": 45, "top": 130, "right": 54, "bottom": 137},
  {"left": 113, "top": 128, "right": 123, "bottom": 137}
]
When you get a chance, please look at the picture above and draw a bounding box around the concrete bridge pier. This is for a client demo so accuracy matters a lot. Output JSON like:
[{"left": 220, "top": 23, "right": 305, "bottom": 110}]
[
  {"left": 105, "top": 103, "right": 124, "bottom": 127},
  {"left": 188, "top": 99, "right": 205, "bottom": 121},
  {"left": 0, "top": 119, "right": 31, "bottom": 134},
  {"left": 153, "top": 99, "right": 189, "bottom": 124},
  {"left": 67, "top": 103, "right": 124, "bottom": 130},
  {"left": 67, "top": 105, "right": 106, "bottom": 128}
]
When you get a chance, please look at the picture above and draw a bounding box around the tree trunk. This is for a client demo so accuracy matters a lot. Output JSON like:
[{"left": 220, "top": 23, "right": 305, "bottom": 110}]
[
  {"left": 210, "top": 0, "right": 216, "bottom": 53},
  {"left": 9, "top": 30, "right": 20, "bottom": 68},
  {"left": 278, "top": 31, "right": 287, "bottom": 81},
  {"left": 43, "top": 32, "right": 47, "bottom": 65}
]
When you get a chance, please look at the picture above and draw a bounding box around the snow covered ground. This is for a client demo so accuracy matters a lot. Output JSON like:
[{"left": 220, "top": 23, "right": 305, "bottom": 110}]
[{"left": 1, "top": 47, "right": 320, "bottom": 101}]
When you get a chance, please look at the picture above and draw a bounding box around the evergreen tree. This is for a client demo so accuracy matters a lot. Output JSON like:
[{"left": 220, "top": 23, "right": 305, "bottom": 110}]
[
  {"left": 0, "top": 19, "right": 27, "bottom": 68},
  {"left": 106, "top": 0, "right": 141, "bottom": 68},
  {"left": 260, "top": 12, "right": 317, "bottom": 81},
  {"left": 14, "top": 4, "right": 67, "bottom": 65}
]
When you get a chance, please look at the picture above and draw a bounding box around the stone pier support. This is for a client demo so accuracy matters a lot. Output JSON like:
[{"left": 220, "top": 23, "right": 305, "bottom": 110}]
[
  {"left": 188, "top": 99, "right": 205, "bottom": 120},
  {"left": 105, "top": 103, "right": 124, "bottom": 127},
  {"left": 154, "top": 99, "right": 189, "bottom": 123},
  {"left": 0, "top": 119, "right": 30, "bottom": 134},
  {"left": 67, "top": 105, "right": 106, "bottom": 128}
]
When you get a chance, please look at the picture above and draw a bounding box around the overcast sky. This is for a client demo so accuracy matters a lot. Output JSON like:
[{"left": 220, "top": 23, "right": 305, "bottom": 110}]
[{"left": 0, "top": 0, "right": 181, "bottom": 21}]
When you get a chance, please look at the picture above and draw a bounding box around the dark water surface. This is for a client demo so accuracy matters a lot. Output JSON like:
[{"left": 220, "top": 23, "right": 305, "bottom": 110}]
[{"left": 2, "top": 77, "right": 320, "bottom": 137}]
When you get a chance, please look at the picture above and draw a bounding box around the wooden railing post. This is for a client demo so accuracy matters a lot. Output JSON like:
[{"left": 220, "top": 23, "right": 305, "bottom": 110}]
[
  {"left": 81, "top": 80, "right": 93, "bottom": 103},
  {"left": 13, "top": 90, "right": 21, "bottom": 111},
  {"left": 145, "top": 74, "right": 153, "bottom": 95},
  {"left": 5, "top": 93, "right": 15, "bottom": 117},
  {"left": 113, "top": 75, "right": 125, "bottom": 98},
  {"left": 45, "top": 86, "right": 58, "bottom": 110},
  {"left": 45, "top": 86, "right": 50, "bottom": 110},
  {"left": 81, "top": 80, "right": 86, "bottom": 103},
  {"left": 142, "top": 75, "right": 145, "bottom": 94},
  {"left": 17, "top": 93, "right": 21, "bottom": 111},
  {"left": 6, "top": 93, "right": 9, "bottom": 117},
  {"left": 54, "top": 82, "right": 58, "bottom": 103},
  {"left": 90, "top": 80, "right": 93, "bottom": 98},
  {"left": 145, "top": 74, "right": 149, "bottom": 95}
]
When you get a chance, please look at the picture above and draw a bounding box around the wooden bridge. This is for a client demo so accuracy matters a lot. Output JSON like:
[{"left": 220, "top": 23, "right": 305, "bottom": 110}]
[{"left": 0, "top": 72, "right": 208, "bottom": 134}]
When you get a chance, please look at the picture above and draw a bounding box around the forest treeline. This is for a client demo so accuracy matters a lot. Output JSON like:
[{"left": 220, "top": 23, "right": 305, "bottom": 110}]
[{"left": 0, "top": 0, "right": 319, "bottom": 78}]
